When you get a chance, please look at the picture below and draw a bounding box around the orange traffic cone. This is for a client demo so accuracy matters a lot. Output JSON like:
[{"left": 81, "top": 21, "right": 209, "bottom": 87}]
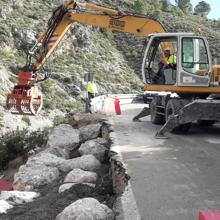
[
  {"left": 114, "top": 98, "right": 121, "bottom": 115},
  {"left": 199, "top": 210, "right": 220, "bottom": 220}
]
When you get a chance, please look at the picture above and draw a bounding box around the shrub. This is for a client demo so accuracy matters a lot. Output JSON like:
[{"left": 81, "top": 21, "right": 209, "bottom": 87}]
[
  {"left": 102, "top": 29, "right": 114, "bottom": 41},
  {"left": 133, "top": 0, "right": 150, "bottom": 14},
  {"left": 0, "top": 128, "right": 50, "bottom": 170},
  {"left": 22, "top": 116, "right": 31, "bottom": 126},
  {"left": 9, "top": 75, "right": 17, "bottom": 84},
  {"left": 130, "top": 50, "right": 139, "bottom": 58},
  {"left": 53, "top": 115, "right": 69, "bottom": 126}
]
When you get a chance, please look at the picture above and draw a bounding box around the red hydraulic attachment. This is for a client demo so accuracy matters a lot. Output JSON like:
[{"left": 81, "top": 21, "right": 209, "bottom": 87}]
[{"left": 6, "top": 71, "right": 42, "bottom": 115}]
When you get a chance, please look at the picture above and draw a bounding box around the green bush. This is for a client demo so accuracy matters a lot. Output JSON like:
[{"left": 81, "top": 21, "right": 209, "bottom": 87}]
[
  {"left": 9, "top": 75, "right": 17, "bottom": 84},
  {"left": 53, "top": 115, "right": 70, "bottom": 126},
  {"left": 41, "top": 79, "right": 54, "bottom": 94},
  {"left": 103, "top": 29, "right": 114, "bottom": 41},
  {"left": 170, "top": 6, "right": 185, "bottom": 17},
  {"left": 130, "top": 50, "right": 139, "bottom": 58},
  {"left": 0, "top": 128, "right": 50, "bottom": 170},
  {"left": 22, "top": 116, "right": 31, "bottom": 126},
  {"left": 133, "top": 0, "right": 151, "bottom": 14},
  {"left": 42, "top": 98, "right": 56, "bottom": 110}
]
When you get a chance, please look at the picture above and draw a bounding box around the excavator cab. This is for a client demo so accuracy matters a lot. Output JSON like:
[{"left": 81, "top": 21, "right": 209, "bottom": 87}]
[{"left": 142, "top": 33, "right": 212, "bottom": 88}]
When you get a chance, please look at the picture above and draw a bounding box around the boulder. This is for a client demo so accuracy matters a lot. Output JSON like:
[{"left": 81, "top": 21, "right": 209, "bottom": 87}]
[
  {"left": 0, "top": 191, "right": 40, "bottom": 205},
  {"left": 55, "top": 198, "right": 114, "bottom": 220},
  {"left": 64, "top": 168, "right": 97, "bottom": 184},
  {"left": 79, "top": 123, "right": 102, "bottom": 142},
  {"left": 43, "top": 146, "right": 69, "bottom": 159},
  {"left": 70, "top": 113, "right": 106, "bottom": 128},
  {"left": 13, "top": 165, "right": 60, "bottom": 191},
  {"left": 58, "top": 183, "right": 95, "bottom": 193},
  {"left": 0, "top": 200, "right": 13, "bottom": 214},
  {"left": 0, "top": 8, "right": 6, "bottom": 19},
  {"left": 79, "top": 138, "right": 108, "bottom": 161},
  {"left": 23, "top": 30, "right": 36, "bottom": 45},
  {"left": 94, "top": 137, "right": 109, "bottom": 147},
  {"left": 73, "top": 26, "right": 91, "bottom": 48},
  {"left": 13, "top": 153, "right": 65, "bottom": 190},
  {"left": 25, "top": 153, "right": 66, "bottom": 169},
  {"left": 46, "top": 124, "right": 80, "bottom": 158},
  {"left": 60, "top": 155, "right": 101, "bottom": 173}
]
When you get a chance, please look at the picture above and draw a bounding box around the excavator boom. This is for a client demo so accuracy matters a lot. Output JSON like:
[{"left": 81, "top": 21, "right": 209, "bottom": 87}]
[{"left": 6, "top": 0, "right": 166, "bottom": 115}]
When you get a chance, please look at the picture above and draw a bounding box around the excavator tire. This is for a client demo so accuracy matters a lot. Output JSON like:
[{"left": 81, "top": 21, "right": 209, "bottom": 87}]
[
  {"left": 150, "top": 96, "right": 165, "bottom": 125},
  {"left": 197, "top": 120, "right": 216, "bottom": 127},
  {"left": 165, "top": 99, "right": 191, "bottom": 134}
]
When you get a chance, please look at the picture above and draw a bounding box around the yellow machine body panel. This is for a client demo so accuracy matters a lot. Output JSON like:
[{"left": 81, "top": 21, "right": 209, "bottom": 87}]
[{"left": 144, "top": 85, "right": 220, "bottom": 94}]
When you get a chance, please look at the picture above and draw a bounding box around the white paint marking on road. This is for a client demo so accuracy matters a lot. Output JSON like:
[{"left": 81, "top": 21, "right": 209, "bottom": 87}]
[
  {"left": 205, "top": 138, "right": 220, "bottom": 144},
  {"left": 117, "top": 145, "right": 169, "bottom": 154}
]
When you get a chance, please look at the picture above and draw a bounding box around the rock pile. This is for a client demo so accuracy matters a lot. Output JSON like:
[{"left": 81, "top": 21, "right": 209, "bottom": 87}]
[{"left": 0, "top": 113, "right": 116, "bottom": 220}]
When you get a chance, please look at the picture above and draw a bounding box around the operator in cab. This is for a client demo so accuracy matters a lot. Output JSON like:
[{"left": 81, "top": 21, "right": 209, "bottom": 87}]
[{"left": 153, "top": 48, "right": 177, "bottom": 84}]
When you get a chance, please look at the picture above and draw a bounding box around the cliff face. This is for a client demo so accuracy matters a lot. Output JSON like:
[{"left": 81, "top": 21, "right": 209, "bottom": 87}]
[{"left": 0, "top": 0, "right": 220, "bottom": 132}]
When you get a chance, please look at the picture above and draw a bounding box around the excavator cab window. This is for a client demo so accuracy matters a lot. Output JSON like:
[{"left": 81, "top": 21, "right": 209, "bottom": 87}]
[
  {"left": 182, "top": 38, "right": 209, "bottom": 76},
  {"left": 144, "top": 37, "right": 177, "bottom": 85}
]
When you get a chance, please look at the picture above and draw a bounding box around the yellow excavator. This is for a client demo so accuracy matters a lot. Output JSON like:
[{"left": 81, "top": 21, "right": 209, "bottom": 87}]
[{"left": 5, "top": 0, "right": 220, "bottom": 136}]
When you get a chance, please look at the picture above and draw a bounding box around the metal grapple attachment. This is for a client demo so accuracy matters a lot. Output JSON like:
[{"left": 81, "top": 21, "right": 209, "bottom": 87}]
[{"left": 6, "top": 71, "right": 43, "bottom": 115}]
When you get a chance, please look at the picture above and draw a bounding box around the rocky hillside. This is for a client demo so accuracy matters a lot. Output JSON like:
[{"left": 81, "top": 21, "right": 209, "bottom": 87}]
[
  {"left": 0, "top": 0, "right": 142, "bottom": 133},
  {"left": 0, "top": 0, "right": 220, "bottom": 133}
]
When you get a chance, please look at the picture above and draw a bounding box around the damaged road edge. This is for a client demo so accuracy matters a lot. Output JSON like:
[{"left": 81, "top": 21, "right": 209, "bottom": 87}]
[{"left": 105, "top": 120, "right": 141, "bottom": 220}]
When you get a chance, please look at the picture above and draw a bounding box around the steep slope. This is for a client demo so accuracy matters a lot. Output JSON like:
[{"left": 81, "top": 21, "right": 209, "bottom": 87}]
[
  {"left": 0, "top": 0, "right": 220, "bottom": 133},
  {"left": 0, "top": 0, "right": 141, "bottom": 133}
]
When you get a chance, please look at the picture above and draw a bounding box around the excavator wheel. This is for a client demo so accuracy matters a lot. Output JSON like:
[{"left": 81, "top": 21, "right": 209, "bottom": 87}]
[
  {"left": 165, "top": 99, "right": 191, "bottom": 134},
  {"left": 150, "top": 96, "right": 165, "bottom": 125},
  {"left": 197, "top": 120, "right": 216, "bottom": 127},
  {"left": 6, "top": 85, "right": 43, "bottom": 115}
]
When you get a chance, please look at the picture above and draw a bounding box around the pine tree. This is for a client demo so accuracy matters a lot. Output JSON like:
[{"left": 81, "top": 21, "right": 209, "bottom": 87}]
[
  {"left": 175, "top": 0, "right": 193, "bottom": 14},
  {"left": 194, "top": 1, "right": 211, "bottom": 17},
  {"left": 162, "top": 0, "right": 171, "bottom": 12}
]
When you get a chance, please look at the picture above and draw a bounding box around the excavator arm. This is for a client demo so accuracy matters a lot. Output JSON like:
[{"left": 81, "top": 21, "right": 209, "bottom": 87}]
[{"left": 6, "top": 0, "right": 166, "bottom": 115}]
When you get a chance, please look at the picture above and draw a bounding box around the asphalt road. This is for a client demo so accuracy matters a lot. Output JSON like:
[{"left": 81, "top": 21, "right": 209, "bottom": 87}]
[{"left": 112, "top": 103, "right": 220, "bottom": 220}]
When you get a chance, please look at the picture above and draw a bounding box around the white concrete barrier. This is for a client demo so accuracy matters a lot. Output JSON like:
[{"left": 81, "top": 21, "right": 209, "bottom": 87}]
[{"left": 90, "top": 94, "right": 140, "bottom": 115}]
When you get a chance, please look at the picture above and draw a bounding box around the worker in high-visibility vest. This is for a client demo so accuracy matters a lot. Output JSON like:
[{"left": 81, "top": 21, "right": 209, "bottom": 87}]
[
  {"left": 87, "top": 81, "right": 98, "bottom": 100},
  {"left": 153, "top": 48, "right": 177, "bottom": 84},
  {"left": 86, "top": 81, "right": 98, "bottom": 113}
]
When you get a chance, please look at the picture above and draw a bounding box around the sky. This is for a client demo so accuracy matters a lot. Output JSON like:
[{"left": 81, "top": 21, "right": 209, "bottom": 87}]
[{"left": 170, "top": 0, "right": 219, "bottom": 20}]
